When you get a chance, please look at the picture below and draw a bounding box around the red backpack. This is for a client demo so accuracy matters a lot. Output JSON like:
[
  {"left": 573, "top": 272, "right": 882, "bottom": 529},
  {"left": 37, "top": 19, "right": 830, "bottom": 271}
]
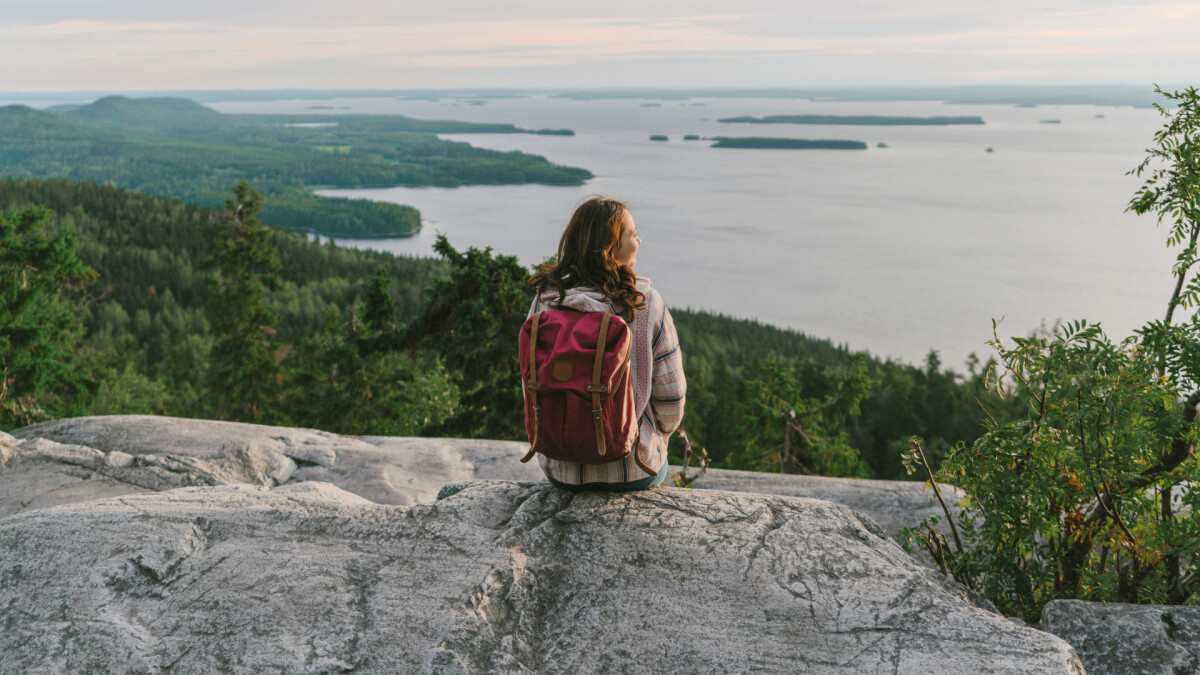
[{"left": 518, "top": 309, "right": 654, "bottom": 475}]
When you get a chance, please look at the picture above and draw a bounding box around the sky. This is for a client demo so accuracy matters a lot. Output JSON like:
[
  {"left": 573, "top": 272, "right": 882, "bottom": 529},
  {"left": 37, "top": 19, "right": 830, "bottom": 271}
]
[{"left": 2, "top": 0, "right": 1199, "bottom": 91}]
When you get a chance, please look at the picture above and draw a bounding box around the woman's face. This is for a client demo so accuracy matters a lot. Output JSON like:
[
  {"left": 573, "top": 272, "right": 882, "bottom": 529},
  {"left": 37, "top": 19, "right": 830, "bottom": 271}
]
[{"left": 614, "top": 210, "right": 641, "bottom": 268}]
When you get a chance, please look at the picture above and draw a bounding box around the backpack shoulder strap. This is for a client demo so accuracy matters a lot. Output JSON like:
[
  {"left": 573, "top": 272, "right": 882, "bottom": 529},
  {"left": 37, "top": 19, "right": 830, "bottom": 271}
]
[{"left": 585, "top": 312, "right": 613, "bottom": 457}]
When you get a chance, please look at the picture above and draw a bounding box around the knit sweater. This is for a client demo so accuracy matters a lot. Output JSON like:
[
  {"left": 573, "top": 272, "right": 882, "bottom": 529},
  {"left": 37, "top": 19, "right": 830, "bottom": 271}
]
[{"left": 528, "top": 276, "right": 686, "bottom": 484}]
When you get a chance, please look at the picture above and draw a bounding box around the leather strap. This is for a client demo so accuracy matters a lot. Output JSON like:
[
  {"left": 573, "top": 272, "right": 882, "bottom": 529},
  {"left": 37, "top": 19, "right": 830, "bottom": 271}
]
[
  {"left": 586, "top": 312, "right": 613, "bottom": 456},
  {"left": 521, "top": 312, "right": 544, "bottom": 463}
]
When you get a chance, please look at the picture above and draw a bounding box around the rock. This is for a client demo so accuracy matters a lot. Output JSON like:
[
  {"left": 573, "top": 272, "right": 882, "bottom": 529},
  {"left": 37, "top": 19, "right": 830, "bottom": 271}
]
[
  {"left": 8, "top": 416, "right": 543, "bottom": 513},
  {"left": 0, "top": 480, "right": 1082, "bottom": 673},
  {"left": 0, "top": 436, "right": 235, "bottom": 519},
  {"left": 9, "top": 418, "right": 958, "bottom": 543},
  {"left": 1041, "top": 599, "right": 1200, "bottom": 674},
  {"left": 679, "top": 467, "right": 962, "bottom": 537}
]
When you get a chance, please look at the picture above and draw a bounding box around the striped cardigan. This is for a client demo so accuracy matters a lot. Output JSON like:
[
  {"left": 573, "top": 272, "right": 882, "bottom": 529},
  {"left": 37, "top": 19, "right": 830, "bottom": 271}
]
[{"left": 528, "top": 277, "right": 686, "bottom": 484}]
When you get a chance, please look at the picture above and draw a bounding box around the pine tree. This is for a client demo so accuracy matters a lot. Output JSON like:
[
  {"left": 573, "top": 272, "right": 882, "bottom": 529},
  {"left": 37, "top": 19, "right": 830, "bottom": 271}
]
[
  {"left": 0, "top": 205, "right": 96, "bottom": 428},
  {"left": 201, "top": 180, "right": 285, "bottom": 422},
  {"left": 282, "top": 271, "right": 456, "bottom": 436},
  {"left": 362, "top": 265, "right": 397, "bottom": 331},
  {"left": 405, "top": 235, "right": 530, "bottom": 440}
]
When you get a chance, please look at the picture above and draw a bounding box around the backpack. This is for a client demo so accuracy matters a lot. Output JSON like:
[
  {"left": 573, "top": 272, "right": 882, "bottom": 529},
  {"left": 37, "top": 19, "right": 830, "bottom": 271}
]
[{"left": 518, "top": 309, "right": 655, "bottom": 475}]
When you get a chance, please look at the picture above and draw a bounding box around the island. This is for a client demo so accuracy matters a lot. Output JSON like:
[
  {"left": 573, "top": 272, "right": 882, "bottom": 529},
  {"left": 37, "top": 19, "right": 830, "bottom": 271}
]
[
  {"left": 710, "top": 137, "right": 867, "bottom": 150},
  {"left": 1040, "top": 119, "right": 1062, "bottom": 124},
  {"left": 650, "top": 135, "right": 669, "bottom": 141},
  {"left": 717, "top": 114, "right": 985, "bottom": 126},
  {"left": 683, "top": 134, "right": 701, "bottom": 141}
]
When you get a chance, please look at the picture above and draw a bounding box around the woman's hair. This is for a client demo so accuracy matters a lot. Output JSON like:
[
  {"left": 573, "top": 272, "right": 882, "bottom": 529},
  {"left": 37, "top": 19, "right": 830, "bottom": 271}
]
[{"left": 528, "top": 196, "right": 646, "bottom": 322}]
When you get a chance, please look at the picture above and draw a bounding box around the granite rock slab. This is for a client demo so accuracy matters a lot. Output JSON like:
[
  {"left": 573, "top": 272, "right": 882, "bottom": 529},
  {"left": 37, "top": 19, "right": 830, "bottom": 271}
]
[{"left": 0, "top": 480, "right": 1082, "bottom": 674}]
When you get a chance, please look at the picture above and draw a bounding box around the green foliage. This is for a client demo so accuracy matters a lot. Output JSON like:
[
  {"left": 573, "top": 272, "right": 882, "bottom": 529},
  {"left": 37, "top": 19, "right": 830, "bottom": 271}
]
[
  {"left": 88, "top": 362, "right": 172, "bottom": 416},
  {"left": 281, "top": 264, "right": 457, "bottom": 436},
  {"left": 362, "top": 266, "right": 398, "bottom": 331},
  {"left": 0, "top": 205, "right": 96, "bottom": 428},
  {"left": 726, "top": 353, "right": 874, "bottom": 477},
  {"left": 903, "top": 85, "right": 1200, "bottom": 622},
  {"left": 909, "top": 322, "right": 1196, "bottom": 620},
  {"left": 852, "top": 351, "right": 1024, "bottom": 479},
  {"left": 202, "top": 181, "right": 286, "bottom": 422},
  {"left": 282, "top": 304, "right": 458, "bottom": 437},
  {"left": 1128, "top": 85, "right": 1200, "bottom": 319},
  {"left": 407, "top": 235, "right": 532, "bottom": 440},
  {"left": 674, "top": 308, "right": 1018, "bottom": 479},
  {"left": 0, "top": 177, "right": 446, "bottom": 424}
]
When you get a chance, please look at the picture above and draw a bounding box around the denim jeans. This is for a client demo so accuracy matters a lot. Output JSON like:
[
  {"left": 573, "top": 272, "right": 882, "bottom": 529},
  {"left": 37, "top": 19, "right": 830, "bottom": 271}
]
[{"left": 546, "top": 460, "right": 670, "bottom": 492}]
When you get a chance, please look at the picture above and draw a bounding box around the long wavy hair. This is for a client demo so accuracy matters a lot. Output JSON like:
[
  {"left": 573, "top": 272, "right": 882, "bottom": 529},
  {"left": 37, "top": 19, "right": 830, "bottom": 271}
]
[{"left": 528, "top": 196, "right": 646, "bottom": 323}]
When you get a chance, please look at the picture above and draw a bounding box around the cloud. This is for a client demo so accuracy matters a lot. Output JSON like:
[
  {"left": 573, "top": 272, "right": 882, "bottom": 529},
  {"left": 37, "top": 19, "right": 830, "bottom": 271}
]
[{"left": 0, "top": 3, "right": 1197, "bottom": 90}]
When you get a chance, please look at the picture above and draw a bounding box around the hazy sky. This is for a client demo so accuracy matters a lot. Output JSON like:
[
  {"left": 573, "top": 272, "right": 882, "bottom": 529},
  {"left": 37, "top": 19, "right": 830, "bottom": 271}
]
[{"left": 2, "top": 0, "right": 1198, "bottom": 91}]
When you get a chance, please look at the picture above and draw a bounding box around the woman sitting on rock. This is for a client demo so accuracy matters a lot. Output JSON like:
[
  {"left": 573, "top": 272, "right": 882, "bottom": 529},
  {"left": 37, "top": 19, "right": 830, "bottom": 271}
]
[{"left": 525, "top": 196, "right": 686, "bottom": 491}]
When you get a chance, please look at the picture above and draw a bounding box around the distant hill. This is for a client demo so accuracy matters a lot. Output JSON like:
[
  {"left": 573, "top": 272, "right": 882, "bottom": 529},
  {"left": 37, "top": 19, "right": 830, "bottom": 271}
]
[
  {"left": 0, "top": 104, "right": 91, "bottom": 133},
  {"left": 51, "top": 95, "right": 573, "bottom": 138},
  {"left": 65, "top": 96, "right": 223, "bottom": 133}
]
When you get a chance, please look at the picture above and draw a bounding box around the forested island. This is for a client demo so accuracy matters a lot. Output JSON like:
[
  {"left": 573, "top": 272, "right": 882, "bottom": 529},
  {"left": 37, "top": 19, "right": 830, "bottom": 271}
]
[
  {"left": 0, "top": 96, "right": 588, "bottom": 237},
  {"left": 710, "top": 137, "right": 868, "bottom": 150},
  {"left": 718, "top": 114, "right": 985, "bottom": 126}
]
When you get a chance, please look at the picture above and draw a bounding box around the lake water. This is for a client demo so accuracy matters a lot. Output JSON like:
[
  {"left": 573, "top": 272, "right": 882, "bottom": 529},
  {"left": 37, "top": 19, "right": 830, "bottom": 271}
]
[{"left": 210, "top": 95, "right": 1183, "bottom": 369}]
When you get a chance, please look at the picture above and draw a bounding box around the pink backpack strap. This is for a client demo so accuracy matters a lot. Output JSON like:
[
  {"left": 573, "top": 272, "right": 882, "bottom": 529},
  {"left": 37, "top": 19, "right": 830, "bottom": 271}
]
[{"left": 520, "top": 312, "right": 544, "bottom": 463}]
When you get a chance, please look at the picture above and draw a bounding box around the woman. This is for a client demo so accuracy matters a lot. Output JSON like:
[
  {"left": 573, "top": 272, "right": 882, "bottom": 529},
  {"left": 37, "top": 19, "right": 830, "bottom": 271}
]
[{"left": 527, "top": 197, "right": 686, "bottom": 491}]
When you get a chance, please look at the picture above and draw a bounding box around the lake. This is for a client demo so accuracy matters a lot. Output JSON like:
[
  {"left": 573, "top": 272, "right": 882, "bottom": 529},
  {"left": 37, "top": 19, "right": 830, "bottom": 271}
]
[{"left": 212, "top": 94, "right": 1181, "bottom": 370}]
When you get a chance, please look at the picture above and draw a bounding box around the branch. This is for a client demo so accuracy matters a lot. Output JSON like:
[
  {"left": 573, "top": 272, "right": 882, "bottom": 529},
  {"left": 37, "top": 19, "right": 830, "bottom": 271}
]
[
  {"left": 923, "top": 521, "right": 951, "bottom": 578},
  {"left": 911, "top": 437, "right": 964, "bottom": 553},
  {"left": 975, "top": 395, "right": 999, "bottom": 428},
  {"left": 672, "top": 429, "right": 710, "bottom": 488},
  {"left": 796, "top": 397, "right": 839, "bottom": 417}
]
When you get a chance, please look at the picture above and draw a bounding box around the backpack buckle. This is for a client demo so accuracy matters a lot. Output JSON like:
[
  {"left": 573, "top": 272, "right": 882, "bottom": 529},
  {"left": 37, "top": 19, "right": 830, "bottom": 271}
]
[
  {"left": 526, "top": 379, "right": 541, "bottom": 391},
  {"left": 584, "top": 383, "right": 607, "bottom": 393}
]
